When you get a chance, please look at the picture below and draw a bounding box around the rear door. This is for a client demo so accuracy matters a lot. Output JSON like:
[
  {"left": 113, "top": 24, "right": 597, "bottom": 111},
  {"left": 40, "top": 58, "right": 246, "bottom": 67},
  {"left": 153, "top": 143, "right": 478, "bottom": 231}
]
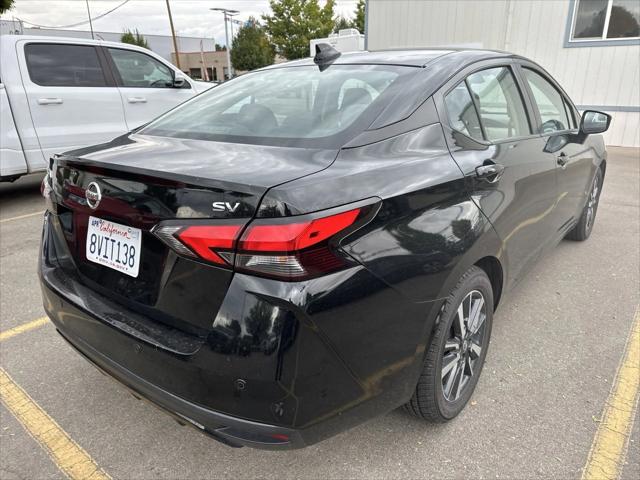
[
  {"left": 519, "top": 65, "right": 596, "bottom": 235},
  {"left": 18, "top": 41, "right": 128, "bottom": 160},
  {"left": 105, "top": 47, "right": 195, "bottom": 129},
  {"left": 436, "top": 61, "right": 559, "bottom": 286}
]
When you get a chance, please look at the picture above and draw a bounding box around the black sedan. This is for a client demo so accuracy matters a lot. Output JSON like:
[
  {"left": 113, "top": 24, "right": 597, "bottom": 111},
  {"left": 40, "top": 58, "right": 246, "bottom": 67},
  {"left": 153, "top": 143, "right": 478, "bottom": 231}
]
[{"left": 40, "top": 45, "right": 610, "bottom": 449}]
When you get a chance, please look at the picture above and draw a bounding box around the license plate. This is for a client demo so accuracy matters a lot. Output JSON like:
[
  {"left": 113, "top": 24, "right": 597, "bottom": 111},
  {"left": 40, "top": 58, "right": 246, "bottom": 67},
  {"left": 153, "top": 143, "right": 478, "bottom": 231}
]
[{"left": 86, "top": 216, "right": 142, "bottom": 278}]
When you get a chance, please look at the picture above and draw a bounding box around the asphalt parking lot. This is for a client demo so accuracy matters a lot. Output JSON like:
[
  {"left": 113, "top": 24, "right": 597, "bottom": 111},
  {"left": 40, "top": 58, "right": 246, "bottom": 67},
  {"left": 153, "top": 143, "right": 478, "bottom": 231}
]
[{"left": 1, "top": 147, "right": 638, "bottom": 480}]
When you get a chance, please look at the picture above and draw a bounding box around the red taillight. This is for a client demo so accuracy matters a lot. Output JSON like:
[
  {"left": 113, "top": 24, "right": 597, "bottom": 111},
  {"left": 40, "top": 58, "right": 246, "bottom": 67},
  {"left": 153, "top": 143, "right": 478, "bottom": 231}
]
[
  {"left": 153, "top": 205, "right": 370, "bottom": 280},
  {"left": 177, "top": 224, "right": 244, "bottom": 265},
  {"left": 238, "top": 209, "right": 360, "bottom": 252},
  {"left": 233, "top": 208, "right": 362, "bottom": 279}
]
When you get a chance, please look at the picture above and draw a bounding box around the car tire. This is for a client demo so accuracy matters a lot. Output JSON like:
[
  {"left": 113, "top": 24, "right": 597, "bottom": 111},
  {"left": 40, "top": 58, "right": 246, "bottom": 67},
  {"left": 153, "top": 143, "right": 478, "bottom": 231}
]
[
  {"left": 566, "top": 168, "right": 603, "bottom": 241},
  {"left": 404, "top": 265, "right": 493, "bottom": 422}
]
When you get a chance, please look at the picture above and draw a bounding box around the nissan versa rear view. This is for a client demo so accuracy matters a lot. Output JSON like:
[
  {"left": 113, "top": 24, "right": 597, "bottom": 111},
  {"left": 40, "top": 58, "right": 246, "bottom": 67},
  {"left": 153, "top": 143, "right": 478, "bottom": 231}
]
[{"left": 39, "top": 46, "right": 611, "bottom": 449}]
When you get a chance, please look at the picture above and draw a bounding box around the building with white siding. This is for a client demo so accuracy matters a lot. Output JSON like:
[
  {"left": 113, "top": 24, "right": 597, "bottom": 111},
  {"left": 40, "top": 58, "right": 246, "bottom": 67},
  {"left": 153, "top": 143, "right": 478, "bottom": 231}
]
[{"left": 365, "top": 0, "right": 640, "bottom": 147}]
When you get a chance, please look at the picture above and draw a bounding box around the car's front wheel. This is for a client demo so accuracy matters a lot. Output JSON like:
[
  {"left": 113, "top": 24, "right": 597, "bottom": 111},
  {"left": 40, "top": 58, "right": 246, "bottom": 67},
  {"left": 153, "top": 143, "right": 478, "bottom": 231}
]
[{"left": 404, "top": 265, "right": 493, "bottom": 421}]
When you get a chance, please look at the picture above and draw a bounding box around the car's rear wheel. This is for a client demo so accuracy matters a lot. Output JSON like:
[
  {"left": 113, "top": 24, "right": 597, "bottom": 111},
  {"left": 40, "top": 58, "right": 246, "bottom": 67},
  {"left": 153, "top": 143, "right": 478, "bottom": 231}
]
[
  {"left": 566, "top": 168, "right": 603, "bottom": 241},
  {"left": 404, "top": 266, "right": 493, "bottom": 422}
]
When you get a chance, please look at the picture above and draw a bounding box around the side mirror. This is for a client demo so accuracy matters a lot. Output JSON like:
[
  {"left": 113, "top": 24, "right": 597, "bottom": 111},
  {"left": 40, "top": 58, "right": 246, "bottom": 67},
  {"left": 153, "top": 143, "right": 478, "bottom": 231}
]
[
  {"left": 580, "top": 110, "right": 611, "bottom": 135},
  {"left": 173, "top": 76, "right": 186, "bottom": 88}
]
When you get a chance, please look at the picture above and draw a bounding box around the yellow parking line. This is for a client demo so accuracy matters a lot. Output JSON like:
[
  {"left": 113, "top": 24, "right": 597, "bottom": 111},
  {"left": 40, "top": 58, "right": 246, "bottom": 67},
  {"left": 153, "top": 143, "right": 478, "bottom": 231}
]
[
  {"left": 582, "top": 307, "right": 640, "bottom": 480},
  {"left": 0, "top": 317, "right": 49, "bottom": 341},
  {"left": 0, "top": 210, "right": 44, "bottom": 223},
  {"left": 0, "top": 368, "right": 111, "bottom": 480}
]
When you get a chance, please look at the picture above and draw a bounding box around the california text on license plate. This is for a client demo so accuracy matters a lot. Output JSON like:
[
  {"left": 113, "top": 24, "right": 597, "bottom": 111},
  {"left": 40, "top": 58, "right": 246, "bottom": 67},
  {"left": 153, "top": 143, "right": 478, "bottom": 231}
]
[{"left": 86, "top": 216, "right": 142, "bottom": 278}]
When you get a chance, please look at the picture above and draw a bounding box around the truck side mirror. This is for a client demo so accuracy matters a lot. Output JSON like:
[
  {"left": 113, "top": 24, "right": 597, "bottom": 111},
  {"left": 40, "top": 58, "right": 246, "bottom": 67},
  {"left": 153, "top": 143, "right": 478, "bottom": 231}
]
[{"left": 173, "top": 76, "right": 186, "bottom": 88}]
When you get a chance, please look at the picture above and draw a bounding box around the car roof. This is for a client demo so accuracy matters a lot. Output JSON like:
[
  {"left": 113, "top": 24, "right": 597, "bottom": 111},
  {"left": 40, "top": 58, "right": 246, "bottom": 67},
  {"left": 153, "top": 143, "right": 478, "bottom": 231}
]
[
  {"left": 267, "top": 48, "right": 515, "bottom": 68},
  {"left": 1, "top": 34, "right": 151, "bottom": 52}
]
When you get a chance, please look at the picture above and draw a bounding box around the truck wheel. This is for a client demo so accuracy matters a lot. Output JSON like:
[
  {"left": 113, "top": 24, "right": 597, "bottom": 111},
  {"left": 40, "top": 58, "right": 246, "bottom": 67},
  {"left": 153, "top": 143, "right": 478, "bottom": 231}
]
[{"left": 404, "top": 266, "right": 493, "bottom": 422}]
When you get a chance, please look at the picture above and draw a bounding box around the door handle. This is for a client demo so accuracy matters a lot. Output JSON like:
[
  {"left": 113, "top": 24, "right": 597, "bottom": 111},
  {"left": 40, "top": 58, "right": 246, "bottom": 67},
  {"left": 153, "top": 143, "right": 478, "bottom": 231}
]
[
  {"left": 127, "top": 97, "right": 147, "bottom": 103},
  {"left": 557, "top": 152, "right": 568, "bottom": 168},
  {"left": 37, "top": 98, "right": 63, "bottom": 105},
  {"left": 475, "top": 162, "right": 505, "bottom": 183}
]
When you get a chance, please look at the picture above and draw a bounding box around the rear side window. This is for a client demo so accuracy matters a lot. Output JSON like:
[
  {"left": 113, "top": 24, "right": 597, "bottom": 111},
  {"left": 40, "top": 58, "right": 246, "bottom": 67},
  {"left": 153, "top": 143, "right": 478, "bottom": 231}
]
[
  {"left": 444, "top": 82, "right": 483, "bottom": 140},
  {"left": 523, "top": 68, "right": 571, "bottom": 134},
  {"left": 465, "top": 67, "right": 531, "bottom": 142},
  {"left": 107, "top": 48, "right": 175, "bottom": 88},
  {"left": 25, "top": 44, "right": 107, "bottom": 87}
]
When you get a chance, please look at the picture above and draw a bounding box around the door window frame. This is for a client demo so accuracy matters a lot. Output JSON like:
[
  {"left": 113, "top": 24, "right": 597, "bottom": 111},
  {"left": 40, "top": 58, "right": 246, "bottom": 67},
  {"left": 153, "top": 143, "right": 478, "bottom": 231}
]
[
  {"left": 434, "top": 59, "right": 539, "bottom": 149},
  {"left": 22, "top": 42, "right": 117, "bottom": 88},
  {"left": 514, "top": 61, "right": 580, "bottom": 138},
  {"left": 102, "top": 46, "right": 192, "bottom": 90}
]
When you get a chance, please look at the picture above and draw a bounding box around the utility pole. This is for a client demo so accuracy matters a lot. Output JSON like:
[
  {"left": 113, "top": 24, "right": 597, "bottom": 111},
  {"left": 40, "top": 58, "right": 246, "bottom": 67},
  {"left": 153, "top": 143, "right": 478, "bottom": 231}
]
[
  {"left": 166, "top": 0, "right": 181, "bottom": 70},
  {"left": 210, "top": 8, "right": 239, "bottom": 81},
  {"left": 85, "top": 0, "right": 94, "bottom": 39}
]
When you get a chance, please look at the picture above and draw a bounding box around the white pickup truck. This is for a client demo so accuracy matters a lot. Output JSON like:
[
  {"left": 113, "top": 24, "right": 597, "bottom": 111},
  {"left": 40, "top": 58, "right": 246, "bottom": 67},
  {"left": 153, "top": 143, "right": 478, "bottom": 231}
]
[{"left": 0, "top": 35, "right": 212, "bottom": 181}]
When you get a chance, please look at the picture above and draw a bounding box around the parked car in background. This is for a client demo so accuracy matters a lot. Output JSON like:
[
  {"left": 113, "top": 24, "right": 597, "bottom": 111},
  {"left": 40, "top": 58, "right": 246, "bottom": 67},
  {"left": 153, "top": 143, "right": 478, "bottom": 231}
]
[
  {"left": 0, "top": 35, "right": 212, "bottom": 182},
  {"left": 40, "top": 46, "right": 610, "bottom": 449}
]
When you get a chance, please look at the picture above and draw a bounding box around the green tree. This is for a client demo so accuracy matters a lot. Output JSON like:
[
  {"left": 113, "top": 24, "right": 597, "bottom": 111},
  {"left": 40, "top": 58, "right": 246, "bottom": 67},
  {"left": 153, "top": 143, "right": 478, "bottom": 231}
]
[
  {"left": 231, "top": 18, "right": 275, "bottom": 71},
  {"left": 263, "top": 0, "right": 336, "bottom": 60},
  {"left": 352, "top": 0, "right": 365, "bottom": 33},
  {"left": 0, "top": 0, "right": 14, "bottom": 14},
  {"left": 334, "top": 15, "right": 351, "bottom": 33},
  {"left": 215, "top": 43, "right": 226, "bottom": 51},
  {"left": 121, "top": 29, "right": 150, "bottom": 49}
]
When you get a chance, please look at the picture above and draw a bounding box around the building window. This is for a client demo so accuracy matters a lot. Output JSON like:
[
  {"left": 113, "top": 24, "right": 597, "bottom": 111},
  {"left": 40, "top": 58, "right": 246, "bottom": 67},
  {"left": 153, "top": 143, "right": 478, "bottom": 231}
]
[{"left": 570, "top": 0, "right": 639, "bottom": 41}]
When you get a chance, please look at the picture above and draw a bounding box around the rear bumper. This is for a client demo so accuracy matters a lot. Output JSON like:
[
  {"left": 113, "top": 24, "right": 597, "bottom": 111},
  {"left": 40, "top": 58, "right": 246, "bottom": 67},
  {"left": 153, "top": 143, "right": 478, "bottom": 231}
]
[
  {"left": 40, "top": 211, "right": 439, "bottom": 449},
  {"left": 45, "top": 286, "right": 302, "bottom": 449}
]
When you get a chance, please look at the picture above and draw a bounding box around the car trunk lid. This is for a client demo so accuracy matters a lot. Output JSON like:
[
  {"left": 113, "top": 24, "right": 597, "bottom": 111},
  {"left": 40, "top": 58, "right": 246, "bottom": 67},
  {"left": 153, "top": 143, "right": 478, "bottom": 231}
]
[{"left": 50, "top": 134, "right": 337, "bottom": 336}]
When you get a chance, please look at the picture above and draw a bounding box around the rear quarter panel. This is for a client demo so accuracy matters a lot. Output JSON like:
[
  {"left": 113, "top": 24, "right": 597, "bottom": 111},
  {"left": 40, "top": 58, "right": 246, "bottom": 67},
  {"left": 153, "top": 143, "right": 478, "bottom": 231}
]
[
  {"left": 266, "top": 121, "right": 503, "bottom": 304},
  {"left": 257, "top": 118, "right": 504, "bottom": 424}
]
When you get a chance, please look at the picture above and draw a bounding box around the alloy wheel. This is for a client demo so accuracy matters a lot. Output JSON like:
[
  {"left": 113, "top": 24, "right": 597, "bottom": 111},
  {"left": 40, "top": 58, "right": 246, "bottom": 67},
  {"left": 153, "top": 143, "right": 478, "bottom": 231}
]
[
  {"left": 585, "top": 175, "right": 600, "bottom": 230},
  {"left": 441, "top": 290, "right": 487, "bottom": 402}
]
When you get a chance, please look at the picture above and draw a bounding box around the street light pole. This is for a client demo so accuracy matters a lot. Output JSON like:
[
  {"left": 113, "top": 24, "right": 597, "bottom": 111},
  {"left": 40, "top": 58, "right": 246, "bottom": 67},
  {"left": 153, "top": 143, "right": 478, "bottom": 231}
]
[
  {"left": 228, "top": 15, "right": 240, "bottom": 77},
  {"left": 210, "top": 8, "right": 239, "bottom": 81},
  {"left": 223, "top": 11, "right": 231, "bottom": 79}
]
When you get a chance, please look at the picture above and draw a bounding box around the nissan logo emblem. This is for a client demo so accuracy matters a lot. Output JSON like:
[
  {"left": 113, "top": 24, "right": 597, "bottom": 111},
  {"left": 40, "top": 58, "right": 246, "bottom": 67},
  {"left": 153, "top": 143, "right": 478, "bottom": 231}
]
[{"left": 85, "top": 182, "right": 102, "bottom": 209}]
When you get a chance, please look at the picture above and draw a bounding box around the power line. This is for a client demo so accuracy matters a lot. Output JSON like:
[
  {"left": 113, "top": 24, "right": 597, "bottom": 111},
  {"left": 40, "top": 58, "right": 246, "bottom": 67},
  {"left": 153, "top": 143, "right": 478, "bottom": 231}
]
[{"left": 15, "top": 0, "right": 131, "bottom": 30}]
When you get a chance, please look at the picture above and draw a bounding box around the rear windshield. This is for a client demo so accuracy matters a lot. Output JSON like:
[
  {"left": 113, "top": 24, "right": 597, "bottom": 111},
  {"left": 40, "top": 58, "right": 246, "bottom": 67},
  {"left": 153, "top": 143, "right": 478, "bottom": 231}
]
[{"left": 141, "top": 64, "right": 417, "bottom": 148}]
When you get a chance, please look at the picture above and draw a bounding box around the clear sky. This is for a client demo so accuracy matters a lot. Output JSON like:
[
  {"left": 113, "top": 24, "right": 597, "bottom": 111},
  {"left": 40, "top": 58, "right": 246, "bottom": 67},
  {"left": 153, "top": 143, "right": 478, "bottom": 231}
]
[{"left": 2, "top": 0, "right": 360, "bottom": 42}]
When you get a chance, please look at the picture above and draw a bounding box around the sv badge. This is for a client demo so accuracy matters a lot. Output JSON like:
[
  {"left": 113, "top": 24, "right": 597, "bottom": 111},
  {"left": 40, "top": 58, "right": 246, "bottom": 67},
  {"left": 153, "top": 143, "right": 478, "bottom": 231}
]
[{"left": 212, "top": 201, "right": 240, "bottom": 213}]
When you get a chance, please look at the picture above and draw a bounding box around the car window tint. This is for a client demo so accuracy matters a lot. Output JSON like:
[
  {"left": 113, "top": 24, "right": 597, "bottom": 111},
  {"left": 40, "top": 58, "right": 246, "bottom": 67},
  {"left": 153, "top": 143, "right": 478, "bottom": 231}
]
[
  {"left": 25, "top": 44, "right": 107, "bottom": 87},
  {"left": 224, "top": 79, "right": 321, "bottom": 125},
  {"left": 465, "top": 67, "right": 530, "bottom": 142},
  {"left": 444, "top": 82, "right": 484, "bottom": 140},
  {"left": 523, "top": 69, "right": 570, "bottom": 134},
  {"left": 108, "top": 48, "right": 174, "bottom": 88},
  {"left": 142, "top": 65, "right": 407, "bottom": 142}
]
